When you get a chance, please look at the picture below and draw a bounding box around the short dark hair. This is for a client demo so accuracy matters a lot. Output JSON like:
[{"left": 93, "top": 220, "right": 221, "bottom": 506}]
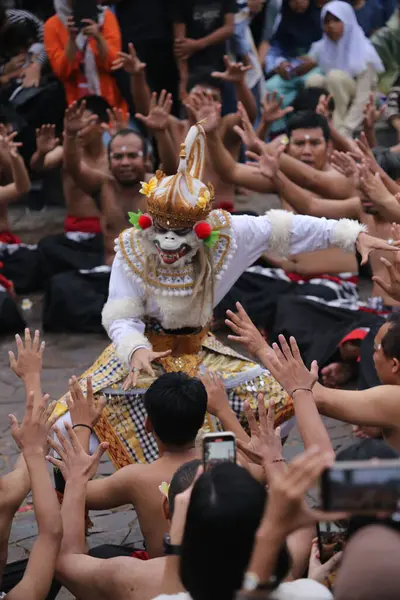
[
  {"left": 187, "top": 68, "right": 224, "bottom": 94},
  {"left": 287, "top": 110, "right": 331, "bottom": 142},
  {"left": 143, "top": 372, "right": 207, "bottom": 447},
  {"left": 180, "top": 463, "right": 290, "bottom": 600},
  {"left": 382, "top": 314, "right": 400, "bottom": 361},
  {"left": 292, "top": 87, "right": 335, "bottom": 113},
  {"left": 76, "top": 95, "right": 112, "bottom": 124},
  {"left": 108, "top": 128, "right": 149, "bottom": 158},
  {"left": 168, "top": 459, "right": 201, "bottom": 516}
]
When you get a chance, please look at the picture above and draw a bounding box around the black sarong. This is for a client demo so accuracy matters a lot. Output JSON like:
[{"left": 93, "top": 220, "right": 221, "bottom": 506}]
[
  {"left": 43, "top": 268, "right": 110, "bottom": 333},
  {"left": 358, "top": 320, "right": 384, "bottom": 390},
  {"left": 0, "top": 245, "right": 43, "bottom": 294},
  {"left": 38, "top": 234, "right": 104, "bottom": 280},
  {"left": 0, "top": 291, "right": 26, "bottom": 334},
  {"left": 269, "top": 295, "right": 383, "bottom": 369}
]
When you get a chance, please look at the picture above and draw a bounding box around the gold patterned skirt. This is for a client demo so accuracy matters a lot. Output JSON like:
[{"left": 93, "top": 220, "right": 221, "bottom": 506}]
[{"left": 54, "top": 332, "right": 294, "bottom": 469}]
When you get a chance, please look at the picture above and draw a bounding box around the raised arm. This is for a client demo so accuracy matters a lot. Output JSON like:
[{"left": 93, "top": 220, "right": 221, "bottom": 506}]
[
  {"left": 212, "top": 56, "right": 257, "bottom": 123},
  {"left": 63, "top": 102, "right": 106, "bottom": 194},
  {"left": 6, "top": 393, "right": 62, "bottom": 600},
  {"left": 86, "top": 464, "right": 138, "bottom": 510},
  {"left": 111, "top": 43, "right": 151, "bottom": 116},
  {"left": 0, "top": 134, "right": 30, "bottom": 204},
  {"left": 30, "top": 125, "right": 63, "bottom": 172}
]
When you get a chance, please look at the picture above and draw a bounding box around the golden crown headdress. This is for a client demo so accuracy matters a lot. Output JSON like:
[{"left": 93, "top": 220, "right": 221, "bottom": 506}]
[{"left": 139, "top": 122, "right": 214, "bottom": 230}]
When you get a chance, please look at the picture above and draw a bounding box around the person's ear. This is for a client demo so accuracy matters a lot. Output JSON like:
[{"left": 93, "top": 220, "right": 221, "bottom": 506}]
[
  {"left": 145, "top": 415, "right": 152, "bottom": 434},
  {"left": 391, "top": 357, "right": 400, "bottom": 374},
  {"left": 162, "top": 496, "right": 170, "bottom": 521}
]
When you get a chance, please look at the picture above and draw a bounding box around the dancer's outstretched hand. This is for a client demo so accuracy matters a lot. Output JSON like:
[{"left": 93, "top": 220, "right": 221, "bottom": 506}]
[
  {"left": 123, "top": 348, "right": 172, "bottom": 390},
  {"left": 356, "top": 231, "right": 400, "bottom": 265},
  {"left": 225, "top": 302, "right": 268, "bottom": 358}
]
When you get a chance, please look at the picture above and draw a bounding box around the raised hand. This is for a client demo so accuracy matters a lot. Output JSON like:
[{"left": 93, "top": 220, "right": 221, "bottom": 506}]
[
  {"left": 212, "top": 55, "right": 251, "bottom": 84},
  {"left": 105, "top": 107, "right": 129, "bottom": 137},
  {"left": 9, "top": 391, "right": 57, "bottom": 454},
  {"left": 66, "top": 376, "right": 105, "bottom": 428},
  {"left": 363, "top": 92, "right": 385, "bottom": 131},
  {"left": 135, "top": 90, "right": 173, "bottom": 132},
  {"left": 47, "top": 423, "right": 108, "bottom": 482},
  {"left": 0, "top": 131, "right": 22, "bottom": 158},
  {"left": 9, "top": 329, "right": 45, "bottom": 380},
  {"left": 233, "top": 101, "right": 261, "bottom": 152},
  {"left": 111, "top": 42, "right": 146, "bottom": 75},
  {"left": 331, "top": 151, "right": 360, "bottom": 188},
  {"left": 266, "top": 335, "right": 319, "bottom": 396},
  {"left": 359, "top": 162, "right": 392, "bottom": 208},
  {"left": 246, "top": 141, "right": 285, "bottom": 179},
  {"left": 225, "top": 302, "right": 268, "bottom": 357},
  {"left": 35, "top": 124, "right": 60, "bottom": 155},
  {"left": 81, "top": 19, "right": 101, "bottom": 40},
  {"left": 200, "top": 369, "right": 230, "bottom": 417},
  {"left": 316, "top": 93, "right": 333, "bottom": 120},
  {"left": 123, "top": 347, "right": 172, "bottom": 390},
  {"left": 64, "top": 100, "right": 98, "bottom": 137},
  {"left": 184, "top": 91, "right": 221, "bottom": 132},
  {"left": 372, "top": 252, "right": 400, "bottom": 302},
  {"left": 237, "top": 394, "right": 282, "bottom": 467},
  {"left": 261, "top": 91, "right": 294, "bottom": 125}
]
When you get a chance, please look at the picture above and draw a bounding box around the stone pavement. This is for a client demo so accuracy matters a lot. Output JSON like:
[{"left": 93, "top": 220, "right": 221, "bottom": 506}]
[{"left": 0, "top": 203, "right": 356, "bottom": 598}]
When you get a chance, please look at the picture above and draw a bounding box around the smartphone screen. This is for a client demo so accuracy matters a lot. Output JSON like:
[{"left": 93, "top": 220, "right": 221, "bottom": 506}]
[
  {"left": 73, "top": 0, "right": 99, "bottom": 29},
  {"left": 203, "top": 433, "right": 236, "bottom": 471},
  {"left": 321, "top": 460, "right": 400, "bottom": 512},
  {"left": 316, "top": 521, "right": 346, "bottom": 564}
]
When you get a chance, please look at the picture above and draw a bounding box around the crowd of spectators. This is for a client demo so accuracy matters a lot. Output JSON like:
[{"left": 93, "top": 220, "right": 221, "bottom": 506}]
[{"left": 3, "top": 0, "right": 400, "bottom": 599}]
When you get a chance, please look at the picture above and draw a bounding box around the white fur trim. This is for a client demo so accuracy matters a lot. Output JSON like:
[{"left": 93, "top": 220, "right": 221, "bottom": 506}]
[
  {"left": 116, "top": 332, "right": 152, "bottom": 367},
  {"left": 265, "top": 209, "right": 293, "bottom": 257},
  {"left": 101, "top": 298, "right": 145, "bottom": 332},
  {"left": 330, "top": 219, "right": 368, "bottom": 253}
]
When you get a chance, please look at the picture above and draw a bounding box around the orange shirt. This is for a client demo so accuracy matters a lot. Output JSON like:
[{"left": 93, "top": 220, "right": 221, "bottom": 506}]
[{"left": 44, "top": 10, "right": 128, "bottom": 112}]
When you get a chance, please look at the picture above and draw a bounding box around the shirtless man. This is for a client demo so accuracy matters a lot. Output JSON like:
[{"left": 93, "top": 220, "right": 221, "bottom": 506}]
[
  {"left": 52, "top": 427, "right": 200, "bottom": 600},
  {"left": 0, "top": 132, "right": 30, "bottom": 238},
  {"left": 114, "top": 44, "right": 257, "bottom": 211},
  {"left": 31, "top": 95, "right": 112, "bottom": 277}
]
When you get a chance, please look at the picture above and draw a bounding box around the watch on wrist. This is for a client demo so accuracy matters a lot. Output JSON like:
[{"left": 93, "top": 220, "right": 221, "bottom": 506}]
[
  {"left": 242, "top": 572, "right": 277, "bottom": 592},
  {"left": 163, "top": 533, "right": 181, "bottom": 556}
]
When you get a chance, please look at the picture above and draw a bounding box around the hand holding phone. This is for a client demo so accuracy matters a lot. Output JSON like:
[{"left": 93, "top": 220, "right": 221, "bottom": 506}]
[
  {"left": 202, "top": 432, "right": 236, "bottom": 471},
  {"left": 73, "top": 0, "right": 99, "bottom": 31}
]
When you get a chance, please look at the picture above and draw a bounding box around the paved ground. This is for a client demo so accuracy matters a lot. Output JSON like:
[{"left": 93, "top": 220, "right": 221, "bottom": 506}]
[{"left": 0, "top": 203, "right": 357, "bottom": 598}]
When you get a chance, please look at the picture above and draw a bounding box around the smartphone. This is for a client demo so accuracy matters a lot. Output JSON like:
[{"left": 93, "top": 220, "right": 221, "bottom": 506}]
[
  {"left": 73, "top": 0, "right": 99, "bottom": 29},
  {"left": 321, "top": 460, "right": 400, "bottom": 513},
  {"left": 202, "top": 432, "right": 236, "bottom": 471},
  {"left": 316, "top": 521, "right": 346, "bottom": 564}
]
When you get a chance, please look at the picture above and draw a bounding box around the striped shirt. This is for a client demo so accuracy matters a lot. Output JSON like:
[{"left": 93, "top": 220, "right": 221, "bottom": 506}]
[{"left": 2, "top": 9, "right": 47, "bottom": 65}]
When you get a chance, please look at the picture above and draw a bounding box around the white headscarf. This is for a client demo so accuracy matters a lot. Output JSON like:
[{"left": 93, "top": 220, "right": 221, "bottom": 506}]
[
  {"left": 54, "top": 0, "right": 108, "bottom": 94},
  {"left": 310, "top": 0, "right": 384, "bottom": 78}
]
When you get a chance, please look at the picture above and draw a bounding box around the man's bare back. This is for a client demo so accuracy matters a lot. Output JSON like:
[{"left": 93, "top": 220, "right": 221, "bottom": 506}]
[{"left": 86, "top": 448, "right": 199, "bottom": 557}]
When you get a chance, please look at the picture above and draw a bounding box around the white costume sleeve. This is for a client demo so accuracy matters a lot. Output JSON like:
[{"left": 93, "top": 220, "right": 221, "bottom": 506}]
[
  {"left": 231, "top": 210, "right": 366, "bottom": 267},
  {"left": 101, "top": 254, "right": 152, "bottom": 367}
]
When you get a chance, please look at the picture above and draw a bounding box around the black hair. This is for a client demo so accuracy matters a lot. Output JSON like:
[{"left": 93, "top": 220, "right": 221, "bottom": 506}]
[
  {"left": 180, "top": 463, "right": 291, "bottom": 600},
  {"left": 76, "top": 95, "right": 112, "bottom": 124},
  {"left": 1, "top": 19, "right": 37, "bottom": 56},
  {"left": 336, "top": 440, "right": 400, "bottom": 541},
  {"left": 107, "top": 128, "right": 149, "bottom": 159},
  {"left": 287, "top": 110, "right": 331, "bottom": 142},
  {"left": 187, "top": 68, "right": 224, "bottom": 95},
  {"left": 292, "top": 87, "right": 335, "bottom": 113},
  {"left": 381, "top": 314, "right": 400, "bottom": 361},
  {"left": 143, "top": 372, "right": 207, "bottom": 447},
  {"left": 168, "top": 459, "right": 202, "bottom": 517}
]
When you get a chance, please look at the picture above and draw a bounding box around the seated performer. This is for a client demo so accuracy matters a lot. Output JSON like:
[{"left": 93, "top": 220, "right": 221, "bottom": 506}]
[
  {"left": 32, "top": 96, "right": 113, "bottom": 280},
  {"left": 54, "top": 122, "right": 398, "bottom": 468}
]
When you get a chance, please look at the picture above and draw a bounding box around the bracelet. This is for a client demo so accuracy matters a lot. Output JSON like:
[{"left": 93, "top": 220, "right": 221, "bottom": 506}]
[
  {"left": 272, "top": 458, "right": 285, "bottom": 463},
  {"left": 72, "top": 424, "right": 93, "bottom": 434},
  {"left": 291, "top": 388, "right": 312, "bottom": 396}
]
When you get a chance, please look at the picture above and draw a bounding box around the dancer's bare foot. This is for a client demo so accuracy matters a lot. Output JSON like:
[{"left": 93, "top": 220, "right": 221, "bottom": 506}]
[
  {"left": 321, "top": 362, "right": 357, "bottom": 387},
  {"left": 352, "top": 425, "right": 382, "bottom": 440}
]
